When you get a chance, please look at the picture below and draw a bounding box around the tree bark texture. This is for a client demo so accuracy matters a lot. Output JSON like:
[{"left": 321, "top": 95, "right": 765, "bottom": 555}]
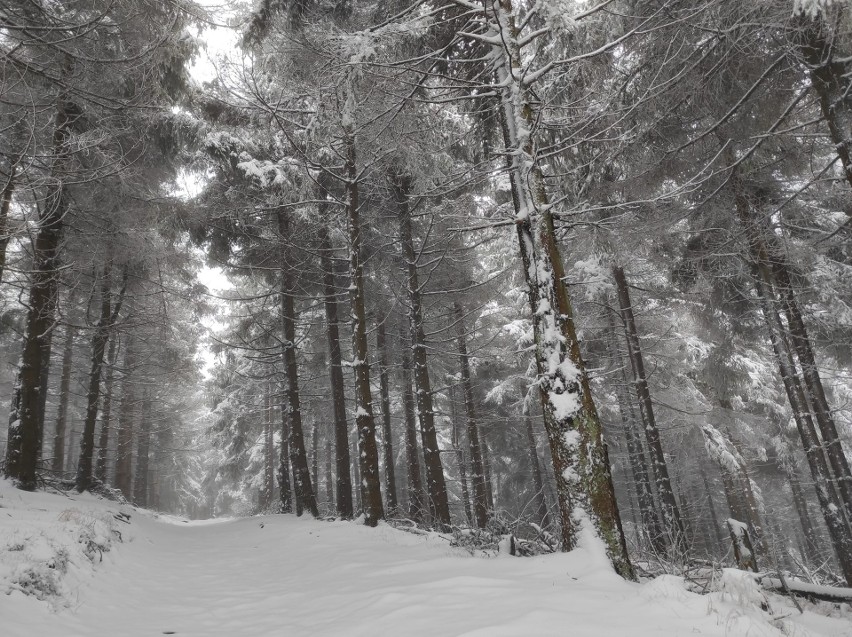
[
  {"left": 344, "top": 131, "right": 384, "bottom": 526},
  {"left": 394, "top": 173, "right": 450, "bottom": 528},
  {"left": 4, "top": 100, "right": 72, "bottom": 489}
]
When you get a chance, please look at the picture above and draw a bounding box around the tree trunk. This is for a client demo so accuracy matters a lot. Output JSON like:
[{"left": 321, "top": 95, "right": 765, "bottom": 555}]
[
  {"left": 317, "top": 218, "right": 354, "bottom": 519},
  {"left": 325, "top": 435, "right": 334, "bottom": 509},
  {"left": 345, "top": 132, "right": 384, "bottom": 527},
  {"left": 607, "top": 310, "right": 665, "bottom": 553},
  {"left": 95, "top": 337, "right": 118, "bottom": 484},
  {"left": 4, "top": 101, "right": 72, "bottom": 490},
  {"left": 114, "top": 336, "right": 136, "bottom": 499},
  {"left": 276, "top": 208, "right": 317, "bottom": 518},
  {"left": 769, "top": 256, "right": 852, "bottom": 522},
  {"left": 311, "top": 419, "right": 319, "bottom": 497},
  {"left": 376, "top": 318, "right": 398, "bottom": 514},
  {"left": 483, "top": 0, "right": 632, "bottom": 577},
  {"left": 133, "top": 391, "right": 151, "bottom": 507},
  {"left": 453, "top": 303, "right": 488, "bottom": 529},
  {"left": 731, "top": 165, "right": 852, "bottom": 584},
  {"left": 450, "top": 385, "right": 473, "bottom": 525},
  {"left": 786, "top": 460, "right": 824, "bottom": 567},
  {"left": 400, "top": 335, "right": 425, "bottom": 523},
  {"left": 0, "top": 162, "right": 17, "bottom": 283},
  {"left": 698, "top": 463, "right": 727, "bottom": 556},
  {"left": 524, "top": 411, "right": 551, "bottom": 529},
  {"left": 277, "top": 383, "right": 293, "bottom": 513},
  {"left": 51, "top": 324, "right": 75, "bottom": 475},
  {"left": 393, "top": 173, "right": 450, "bottom": 528},
  {"left": 613, "top": 265, "right": 686, "bottom": 555},
  {"left": 797, "top": 13, "right": 852, "bottom": 200},
  {"left": 77, "top": 263, "right": 125, "bottom": 492}
]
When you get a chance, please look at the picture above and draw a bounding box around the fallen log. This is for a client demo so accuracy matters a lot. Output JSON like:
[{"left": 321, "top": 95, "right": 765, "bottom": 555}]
[{"left": 760, "top": 576, "right": 852, "bottom": 604}]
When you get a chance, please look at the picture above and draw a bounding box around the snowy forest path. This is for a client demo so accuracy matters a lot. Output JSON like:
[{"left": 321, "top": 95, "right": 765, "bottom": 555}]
[{"left": 4, "top": 490, "right": 846, "bottom": 637}]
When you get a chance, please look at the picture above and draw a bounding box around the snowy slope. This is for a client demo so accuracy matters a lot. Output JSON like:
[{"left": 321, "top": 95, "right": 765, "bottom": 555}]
[{"left": 1, "top": 480, "right": 850, "bottom": 637}]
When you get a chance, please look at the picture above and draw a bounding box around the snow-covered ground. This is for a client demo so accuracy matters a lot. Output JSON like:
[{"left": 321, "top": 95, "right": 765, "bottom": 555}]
[{"left": 1, "top": 480, "right": 850, "bottom": 637}]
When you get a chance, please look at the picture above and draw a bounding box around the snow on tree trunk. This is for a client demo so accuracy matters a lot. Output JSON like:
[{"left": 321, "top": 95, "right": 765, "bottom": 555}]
[
  {"left": 727, "top": 518, "right": 759, "bottom": 573},
  {"left": 474, "top": 0, "right": 633, "bottom": 578}
]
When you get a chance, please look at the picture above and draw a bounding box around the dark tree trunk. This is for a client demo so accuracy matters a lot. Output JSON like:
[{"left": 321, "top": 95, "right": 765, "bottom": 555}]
[
  {"left": 797, "top": 13, "right": 852, "bottom": 198},
  {"left": 325, "top": 435, "right": 334, "bottom": 509},
  {"left": 51, "top": 324, "right": 75, "bottom": 474},
  {"left": 524, "top": 412, "right": 550, "bottom": 529},
  {"left": 276, "top": 208, "right": 318, "bottom": 518},
  {"left": 400, "top": 337, "right": 425, "bottom": 523},
  {"left": 95, "top": 337, "right": 118, "bottom": 484},
  {"left": 613, "top": 265, "right": 687, "bottom": 555},
  {"left": 730, "top": 164, "right": 852, "bottom": 584},
  {"left": 698, "top": 464, "right": 727, "bottom": 556},
  {"left": 114, "top": 336, "right": 136, "bottom": 500},
  {"left": 277, "top": 383, "right": 293, "bottom": 514},
  {"left": 317, "top": 217, "right": 353, "bottom": 518},
  {"left": 605, "top": 309, "right": 665, "bottom": 552},
  {"left": 393, "top": 173, "right": 450, "bottom": 528},
  {"left": 345, "top": 134, "right": 383, "bottom": 526},
  {"left": 133, "top": 391, "right": 151, "bottom": 507},
  {"left": 453, "top": 303, "right": 488, "bottom": 529},
  {"left": 0, "top": 162, "right": 17, "bottom": 283},
  {"left": 450, "top": 385, "right": 472, "bottom": 524},
  {"left": 786, "top": 460, "right": 823, "bottom": 566},
  {"left": 311, "top": 419, "right": 319, "bottom": 496},
  {"left": 376, "top": 319, "right": 398, "bottom": 514},
  {"left": 77, "top": 263, "right": 125, "bottom": 492},
  {"left": 4, "top": 102, "right": 72, "bottom": 490}
]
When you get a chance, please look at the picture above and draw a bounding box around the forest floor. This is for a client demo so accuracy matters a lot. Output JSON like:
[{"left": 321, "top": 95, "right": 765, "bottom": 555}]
[{"left": 1, "top": 480, "right": 850, "bottom": 636}]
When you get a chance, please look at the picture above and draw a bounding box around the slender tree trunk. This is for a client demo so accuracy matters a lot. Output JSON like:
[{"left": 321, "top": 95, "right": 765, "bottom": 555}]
[
  {"left": 698, "top": 464, "right": 727, "bottom": 556},
  {"left": 393, "top": 173, "right": 450, "bottom": 528},
  {"left": 482, "top": 437, "right": 495, "bottom": 511},
  {"left": 345, "top": 133, "right": 383, "bottom": 526},
  {"left": 311, "top": 419, "right": 319, "bottom": 497},
  {"left": 752, "top": 267, "right": 852, "bottom": 582},
  {"left": 4, "top": 101, "right": 72, "bottom": 490},
  {"left": 376, "top": 319, "right": 398, "bottom": 514},
  {"left": 400, "top": 337, "right": 425, "bottom": 523},
  {"left": 317, "top": 219, "right": 354, "bottom": 519},
  {"left": 730, "top": 165, "right": 852, "bottom": 583},
  {"left": 95, "top": 337, "right": 118, "bottom": 484},
  {"left": 613, "top": 265, "right": 686, "bottom": 555},
  {"left": 262, "top": 383, "right": 275, "bottom": 509},
  {"left": 450, "top": 385, "right": 473, "bottom": 524},
  {"left": 453, "top": 303, "right": 488, "bottom": 529},
  {"left": 607, "top": 311, "right": 665, "bottom": 553},
  {"left": 114, "top": 336, "right": 136, "bottom": 499},
  {"left": 276, "top": 208, "right": 317, "bottom": 518},
  {"left": 786, "top": 460, "right": 823, "bottom": 566},
  {"left": 77, "top": 263, "right": 122, "bottom": 491},
  {"left": 325, "top": 435, "right": 334, "bottom": 509},
  {"left": 483, "top": 0, "right": 632, "bottom": 577},
  {"left": 133, "top": 391, "right": 151, "bottom": 507},
  {"left": 0, "top": 162, "right": 17, "bottom": 283},
  {"left": 769, "top": 257, "right": 852, "bottom": 521},
  {"left": 277, "top": 383, "right": 293, "bottom": 514},
  {"left": 524, "top": 411, "right": 551, "bottom": 528},
  {"left": 51, "top": 324, "right": 75, "bottom": 474}
]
